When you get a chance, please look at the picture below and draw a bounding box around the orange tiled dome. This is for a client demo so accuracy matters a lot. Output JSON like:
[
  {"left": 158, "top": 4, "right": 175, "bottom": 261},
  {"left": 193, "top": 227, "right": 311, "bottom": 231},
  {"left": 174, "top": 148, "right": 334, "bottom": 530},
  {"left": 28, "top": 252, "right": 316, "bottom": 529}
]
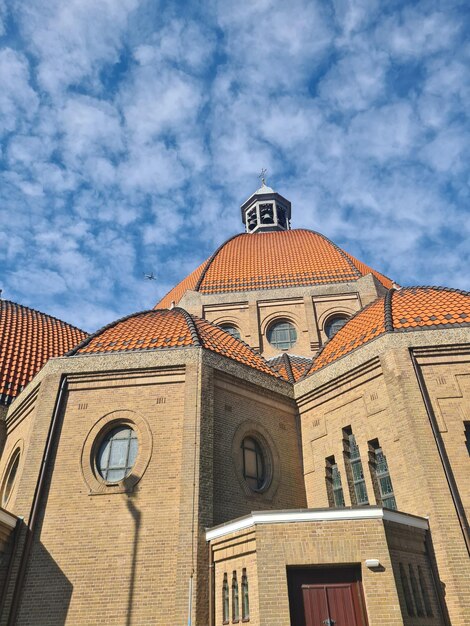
[
  {"left": 307, "top": 287, "right": 470, "bottom": 375},
  {"left": 0, "top": 300, "right": 88, "bottom": 406},
  {"left": 68, "top": 308, "right": 280, "bottom": 378},
  {"left": 155, "top": 229, "right": 393, "bottom": 309}
]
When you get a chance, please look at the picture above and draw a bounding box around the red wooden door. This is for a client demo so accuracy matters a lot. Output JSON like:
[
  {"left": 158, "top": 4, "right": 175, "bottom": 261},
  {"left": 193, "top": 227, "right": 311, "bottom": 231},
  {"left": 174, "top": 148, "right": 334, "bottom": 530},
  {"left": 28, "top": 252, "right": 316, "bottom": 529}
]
[
  {"left": 302, "top": 583, "right": 358, "bottom": 626},
  {"left": 288, "top": 567, "right": 368, "bottom": 626}
]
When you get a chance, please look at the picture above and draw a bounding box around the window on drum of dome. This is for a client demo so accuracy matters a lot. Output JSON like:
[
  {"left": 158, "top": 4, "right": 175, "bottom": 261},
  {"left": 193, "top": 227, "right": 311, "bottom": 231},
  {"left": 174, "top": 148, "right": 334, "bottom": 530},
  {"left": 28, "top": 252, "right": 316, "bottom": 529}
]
[
  {"left": 97, "top": 426, "right": 138, "bottom": 483},
  {"left": 267, "top": 320, "right": 297, "bottom": 350},
  {"left": 242, "top": 437, "right": 266, "bottom": 491},
  {"left": 1, "top": 448, "right": 20, "bottom": 507},
  {"left": 324, "top": 315, "right": 349, "bottom": 339},
  {"left": 220, "top": 324, "right": 241, "bottom": 340}
]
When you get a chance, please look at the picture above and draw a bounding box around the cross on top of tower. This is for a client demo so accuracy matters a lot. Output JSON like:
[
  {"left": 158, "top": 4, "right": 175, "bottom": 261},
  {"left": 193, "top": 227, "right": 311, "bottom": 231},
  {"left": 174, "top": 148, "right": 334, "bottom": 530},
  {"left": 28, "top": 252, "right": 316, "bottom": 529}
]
[{"left": 258, "top": 168, "right": 268, "bottom": 186}]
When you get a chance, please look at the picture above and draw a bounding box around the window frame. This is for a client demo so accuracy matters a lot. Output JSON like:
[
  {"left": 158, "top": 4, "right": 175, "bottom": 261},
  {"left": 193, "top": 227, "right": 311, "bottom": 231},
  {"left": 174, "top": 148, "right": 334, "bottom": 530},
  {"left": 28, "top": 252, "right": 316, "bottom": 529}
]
[
  {"left": 219, "top": 324, "right": 242, "bottom": 340},
  {"left": 1, "top": 447, "right": 21, "bottom": 507},
  {"left": 324, "top": 314, "right": 349, "bottom": 339},
  {"left": 96, "top": 425, "right": 139, "bottom": 483},
  {"left": 241, "top": 437, "right": 266, "bottom": 492},
  {"left": 266, "top": 319, "right": 297, "bottom": 351}
]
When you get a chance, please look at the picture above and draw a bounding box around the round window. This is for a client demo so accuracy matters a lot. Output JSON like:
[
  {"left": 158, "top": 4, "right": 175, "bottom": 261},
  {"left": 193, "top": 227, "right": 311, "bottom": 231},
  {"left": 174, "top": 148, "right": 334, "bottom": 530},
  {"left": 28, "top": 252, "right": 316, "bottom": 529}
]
[
  {"left": 97, "top": 426, "right": 138, "bottom": 483},
  {"left": 267, "top": 320, "right": 297, "bottom": 350},
  {"left": 219, "top": 324, "right": 241, "bottom": 340},
  {"left": 324, "top": 315, "right": 349, "bottom": 339},
  {"left": 241, "top": 437, "right": 266, "bottom": 491},
  {"left": 2, "top": 448, "right": 20, "bottom": 506}
]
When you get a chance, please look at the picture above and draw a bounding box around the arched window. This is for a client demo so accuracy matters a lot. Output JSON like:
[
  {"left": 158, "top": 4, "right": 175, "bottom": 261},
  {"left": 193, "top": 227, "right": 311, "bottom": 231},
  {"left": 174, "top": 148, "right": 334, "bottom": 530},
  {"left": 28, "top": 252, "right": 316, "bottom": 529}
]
[
  {"left": 97, "top": 426, "right": 138, "bottom": 482},
  {"left": 368, "top": 440, "right": 397, "bottom": 510},
  {"left": 343, "top": 428, "right": 369, "bottom": 505},
  {"left": 222, "top": 573, "right": 229, "bottom": 624},
  {"left": 325, "top": 456, "right": 345, "bottom": 508},
  {"left": 267, "top": 320, "right": 297, "bottom": 350},
  {"left": 232, "top": 571, "right": 239, "bottom": 623},
  {"left": 241, "top": 568, "right": 250, "bottom": 621},
  {"left": 324, "top": 315, "right": 349, "bottom": 339},
  {"left": 241, "top": 437, "right": 266, "bottom": 491},
  {"left": 219, "top": 324, "right": 241, "bottom": 340},
  {"left": 1, "top": 448, "right": 20, "bottom": 507}
]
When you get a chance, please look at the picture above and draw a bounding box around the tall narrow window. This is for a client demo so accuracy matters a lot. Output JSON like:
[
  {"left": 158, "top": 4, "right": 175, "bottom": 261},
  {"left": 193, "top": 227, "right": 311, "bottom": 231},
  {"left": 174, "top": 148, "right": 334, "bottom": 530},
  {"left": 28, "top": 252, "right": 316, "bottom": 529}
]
[
  {"left": 399, "top": 563, "right": 415, "bottom": 617},
  {"left": 343, "top": 428, "right": 369, "bottom": 505},
  {"left": 222, "top": 573, "right": 229, "bottom": 624},
  {"left": 417, "top": 565, "right": 434, "bottom": 617},
  {"left": 325, "top": 456, "right": 345, "bottom": 507},
  {"left": 232, "top": 571, "right": 239, "bottom": 623},
  {"left": 409, "top": 564, "right": 425, "bottom": 616},
  {"left": 464, "top": 422, "right": 470, "bottom": 456},
  {"left": 368, "top": 440, "right": 397, "bottom": 510},
  {"left": 241, "top": 568, "right": 250, "bottom": 621}
]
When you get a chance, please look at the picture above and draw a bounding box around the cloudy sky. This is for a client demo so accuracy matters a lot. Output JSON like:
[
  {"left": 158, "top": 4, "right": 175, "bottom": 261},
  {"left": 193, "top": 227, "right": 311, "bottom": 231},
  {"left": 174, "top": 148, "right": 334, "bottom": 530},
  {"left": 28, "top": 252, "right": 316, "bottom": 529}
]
[{"left": 0, "top": 0, "right": 468, "bottom": 332}]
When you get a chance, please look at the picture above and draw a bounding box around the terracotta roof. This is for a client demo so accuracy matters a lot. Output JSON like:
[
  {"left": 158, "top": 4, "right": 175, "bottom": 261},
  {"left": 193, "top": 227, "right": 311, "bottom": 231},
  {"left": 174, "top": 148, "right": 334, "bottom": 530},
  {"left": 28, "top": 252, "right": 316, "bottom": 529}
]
[
  {"left": 306, "top": 287, "right": 470, "bottom": 375},
  {"left": 69, "top": 308, "right": 280, "bottom": 378},
  {"left": 0, "top": 300, "right": 88, "bottom": 406},
  {"left": 156, "top": 229, "right": 393, "bottom": 308},
  {"left": 268, "top": 354, "right": 313, "bottom": 383}
]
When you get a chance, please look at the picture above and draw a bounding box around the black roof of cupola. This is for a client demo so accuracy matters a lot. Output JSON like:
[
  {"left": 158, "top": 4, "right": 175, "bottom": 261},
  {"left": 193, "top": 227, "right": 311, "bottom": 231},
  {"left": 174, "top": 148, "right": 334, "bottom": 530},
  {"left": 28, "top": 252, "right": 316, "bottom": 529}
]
[{"left": 240, "top": 177, "right": 292, "bottom": 234}]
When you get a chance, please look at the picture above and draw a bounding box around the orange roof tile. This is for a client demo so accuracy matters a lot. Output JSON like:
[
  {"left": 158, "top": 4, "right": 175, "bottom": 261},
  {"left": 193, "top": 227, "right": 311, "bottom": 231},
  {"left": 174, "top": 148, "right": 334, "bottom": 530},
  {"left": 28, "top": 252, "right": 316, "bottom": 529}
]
[
  {"left": 70, "top": 308, "right": 280, "bottom": 378},
  {"left": 156, "top": 230, "right": 393, "bottom": 308},
  {"left": 0, "top": 300, "right": 88, "bottom": 406},
  {"left": 307, "top": 287, "right": 470, "bottom": 375},
  {"left": 268, "top": 354, "right": 313, "bottom": 382}
]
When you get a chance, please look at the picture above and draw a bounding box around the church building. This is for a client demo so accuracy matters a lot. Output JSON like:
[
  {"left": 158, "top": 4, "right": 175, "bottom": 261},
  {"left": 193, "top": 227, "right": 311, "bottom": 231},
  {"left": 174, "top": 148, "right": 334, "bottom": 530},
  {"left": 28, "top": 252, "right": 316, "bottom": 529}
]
[{"left": 0, "top": 181, "right": 469, "bottom": 625}]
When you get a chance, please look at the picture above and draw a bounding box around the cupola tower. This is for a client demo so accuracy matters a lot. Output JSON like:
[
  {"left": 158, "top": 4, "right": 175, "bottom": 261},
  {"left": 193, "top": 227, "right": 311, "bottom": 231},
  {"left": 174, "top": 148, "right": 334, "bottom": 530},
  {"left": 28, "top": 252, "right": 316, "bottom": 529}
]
[{"left": 240, "top": 171, "right": 291, "bottom": 233}]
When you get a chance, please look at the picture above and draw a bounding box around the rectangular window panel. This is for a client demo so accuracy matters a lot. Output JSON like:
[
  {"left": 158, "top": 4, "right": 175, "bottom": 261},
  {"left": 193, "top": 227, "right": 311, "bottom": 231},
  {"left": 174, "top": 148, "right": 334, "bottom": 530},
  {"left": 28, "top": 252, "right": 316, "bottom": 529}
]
[
  {"left": 244, "top": 449, "right": 257, "bottom": 476},
  {"left": 109, "top": 439, "right": 128, "bottom": 467}
]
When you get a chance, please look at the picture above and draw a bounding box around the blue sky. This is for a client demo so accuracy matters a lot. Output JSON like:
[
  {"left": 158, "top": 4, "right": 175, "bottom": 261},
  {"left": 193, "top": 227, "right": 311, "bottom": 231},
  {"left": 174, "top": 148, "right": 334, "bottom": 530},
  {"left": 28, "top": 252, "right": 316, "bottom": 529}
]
[{"left": 0, "top": 0, "right": 468, "bottom": 332}]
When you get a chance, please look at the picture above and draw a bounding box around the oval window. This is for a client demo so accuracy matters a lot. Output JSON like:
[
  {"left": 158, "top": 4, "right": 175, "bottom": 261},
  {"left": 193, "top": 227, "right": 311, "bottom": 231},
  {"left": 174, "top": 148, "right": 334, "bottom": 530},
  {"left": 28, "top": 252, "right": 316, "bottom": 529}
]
[
  {"left": 219, "top": 324, "right": 241, "bottom": 340},
  {"left": 2, "top": 448, "right": 20, "bottom": 506},
  {"left": 97, "top": 426, "right": 138, "bottom": 483},
  {"left": 267, "top": 320, "right": 297, "bottom": 350},
  {"left": 324, "top": 315, "right": 349, "bottom": 339},
  {"left": 241, "top": 437, "right": 266, "bottom": 491}
]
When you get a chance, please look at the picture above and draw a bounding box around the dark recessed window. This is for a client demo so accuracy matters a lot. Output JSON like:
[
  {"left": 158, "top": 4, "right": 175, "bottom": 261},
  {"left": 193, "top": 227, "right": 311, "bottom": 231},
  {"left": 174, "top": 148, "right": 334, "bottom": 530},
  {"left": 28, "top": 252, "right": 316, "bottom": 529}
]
[
  {"left": 325, "top": 315, "right": 349, "bottom": 339},
  {"left": 97, "top": 426, "right": 138, "bottom": 482},
  {"left": 241, "top": 568, "right": 250, "bottom": 621},
  {"left": 267, "top": 320, "right": 297, "bottom": 350},
  {"left": 242, "top": 437, "right": 266, "bottom": 491},
  {"left": 222, "top": 573, "right": 229, "bottom": 624},
  {"left": 220, "top": 324, "right": 241, "bottom": 340},
  {"left": 1, "top": 449, "right": 20, "bottom": 506}
]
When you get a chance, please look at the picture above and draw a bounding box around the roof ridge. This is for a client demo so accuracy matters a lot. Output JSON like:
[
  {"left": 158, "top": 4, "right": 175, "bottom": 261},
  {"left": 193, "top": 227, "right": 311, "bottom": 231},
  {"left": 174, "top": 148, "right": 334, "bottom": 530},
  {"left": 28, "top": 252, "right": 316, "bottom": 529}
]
[
  {"left": 398, "top": 285, "right": 470, "bottom": 297},
  {"left": 300, "top": 294, "right": 385, "bottom": 381},
  {"left": 281, "top": 352, "right": 296, "bottom": 384},
  {"left": 195, "top": 233, "right": 245, "bottom": 291},
  {"left": 0, "top": 299, "right": 88, "bottom": 335},
  {"left": 66, "top": 309, "right": 161, "bottom": 356},
  {"left": 191, "top": 313, "right": 284, "bottom": 379},
  {"left": 384, "top": 288, "right": 395, "bottom": 332},
  {"left": 174, "top": 307, "right": 202, "bottom": 346}
]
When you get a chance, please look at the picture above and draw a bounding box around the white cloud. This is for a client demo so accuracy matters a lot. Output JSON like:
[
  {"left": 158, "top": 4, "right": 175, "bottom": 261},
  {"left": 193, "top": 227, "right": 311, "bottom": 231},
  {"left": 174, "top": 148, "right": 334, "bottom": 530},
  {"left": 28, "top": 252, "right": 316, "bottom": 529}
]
[
  {"left": 15, "top": 0, "right": 140, "bottom": 93},
  {"left": 0, "top": 49, "right": 38, "bottom": 135}
]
